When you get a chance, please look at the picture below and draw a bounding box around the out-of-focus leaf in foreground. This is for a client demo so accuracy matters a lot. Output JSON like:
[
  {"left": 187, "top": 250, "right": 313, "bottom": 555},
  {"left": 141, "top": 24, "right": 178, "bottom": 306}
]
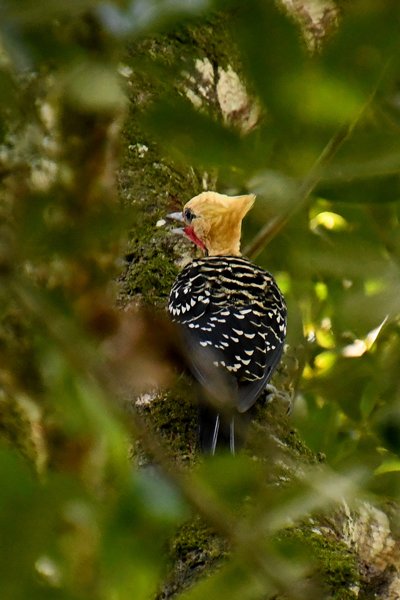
[{"left": 2, "top": 0, "right": 400, "bottom": 598}]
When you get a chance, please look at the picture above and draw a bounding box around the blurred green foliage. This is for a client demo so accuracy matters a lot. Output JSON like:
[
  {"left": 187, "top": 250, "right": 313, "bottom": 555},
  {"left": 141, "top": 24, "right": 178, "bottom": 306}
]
[{"left": 1, "top": 0, "right": 400, "bottom": 598}]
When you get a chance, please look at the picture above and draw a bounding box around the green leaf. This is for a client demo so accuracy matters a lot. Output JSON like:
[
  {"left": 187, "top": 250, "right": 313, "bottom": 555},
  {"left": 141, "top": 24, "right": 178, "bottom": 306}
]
[
  {"left": 195, "top": 453, "right": 265, "bottom": 507},
  {"left": 142, "top": 95, "right": 259, "bottom": 169}
]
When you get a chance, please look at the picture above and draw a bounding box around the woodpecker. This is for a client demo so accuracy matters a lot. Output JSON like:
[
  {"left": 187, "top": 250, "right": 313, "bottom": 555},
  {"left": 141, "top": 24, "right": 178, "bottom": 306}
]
[{"left": 168, "top": 191, "right": 286, "bottom": 454}]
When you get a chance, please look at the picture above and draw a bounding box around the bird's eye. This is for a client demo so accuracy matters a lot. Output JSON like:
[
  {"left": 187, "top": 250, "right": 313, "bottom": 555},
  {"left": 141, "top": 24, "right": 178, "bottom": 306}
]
[{"left": 184, "top": 208, "right": 195, "bottom": 224}]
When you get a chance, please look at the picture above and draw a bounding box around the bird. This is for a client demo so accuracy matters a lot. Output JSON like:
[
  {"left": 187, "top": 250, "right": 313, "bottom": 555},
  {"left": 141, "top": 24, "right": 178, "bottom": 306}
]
[{"left": 167, "top": 191, "right": 287, "bottom": 454}]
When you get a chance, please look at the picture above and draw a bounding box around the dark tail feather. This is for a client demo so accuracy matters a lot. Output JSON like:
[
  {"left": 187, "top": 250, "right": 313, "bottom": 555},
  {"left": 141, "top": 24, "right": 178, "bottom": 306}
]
[{"left": 199, "top": 405, "right": 240, "bottom": 454}]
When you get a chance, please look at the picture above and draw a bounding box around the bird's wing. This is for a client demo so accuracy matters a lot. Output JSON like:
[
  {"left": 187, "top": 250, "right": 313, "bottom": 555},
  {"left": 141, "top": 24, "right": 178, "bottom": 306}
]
[
  {"left": 169, "top": 264, "right": 238, "bottom": 405},
  {"left": 236, "top": 341, "right": 283, "bottom": 412},
  {"left": 169, "top": 261, "right": 285, "bottom": 412}
]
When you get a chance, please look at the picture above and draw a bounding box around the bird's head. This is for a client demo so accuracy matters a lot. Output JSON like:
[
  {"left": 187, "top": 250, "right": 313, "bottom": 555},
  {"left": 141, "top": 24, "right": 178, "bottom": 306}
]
[{"left": 176, "top": 191, "right": 255, "bottom": 256}]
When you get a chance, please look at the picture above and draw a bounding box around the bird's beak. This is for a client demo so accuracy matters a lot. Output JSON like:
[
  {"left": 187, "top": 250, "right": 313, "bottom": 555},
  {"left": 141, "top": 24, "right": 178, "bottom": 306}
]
[
  {"left": 166, "top": 212, "right": 184, "bottom": 222},
  {"left": 166, "top": 211, "right": 185, "bottom": 235}
]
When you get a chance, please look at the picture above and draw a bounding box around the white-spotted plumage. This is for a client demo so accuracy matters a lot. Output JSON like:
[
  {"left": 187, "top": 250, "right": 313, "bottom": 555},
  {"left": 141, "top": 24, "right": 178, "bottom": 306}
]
[
  {"left": 167, "top": 191, "right": 287, "bottom": 454},
  {"left": 168, "top": 255, "right": 286, "bottom": 406}
]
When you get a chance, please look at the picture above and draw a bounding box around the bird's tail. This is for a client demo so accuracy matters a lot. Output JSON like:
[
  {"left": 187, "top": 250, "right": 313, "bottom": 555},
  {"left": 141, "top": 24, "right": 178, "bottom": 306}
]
[{"left": 199, "top": 405, "right": 245, "bottom": 455}]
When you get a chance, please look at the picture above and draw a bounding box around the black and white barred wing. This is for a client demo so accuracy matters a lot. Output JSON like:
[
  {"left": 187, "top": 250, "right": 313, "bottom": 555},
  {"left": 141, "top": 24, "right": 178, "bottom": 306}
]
[
  {"left": 168, "top": 262, "right": 237, "bottom": 400},
  {"left": 168, "top": 257, "right": 286, "bottom": 412}
]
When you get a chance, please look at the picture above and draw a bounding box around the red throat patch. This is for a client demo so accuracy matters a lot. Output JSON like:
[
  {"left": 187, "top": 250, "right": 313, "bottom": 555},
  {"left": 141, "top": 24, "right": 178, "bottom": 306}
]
[{"left": 184, "top": 226, "right": 206, "bottom": 252}]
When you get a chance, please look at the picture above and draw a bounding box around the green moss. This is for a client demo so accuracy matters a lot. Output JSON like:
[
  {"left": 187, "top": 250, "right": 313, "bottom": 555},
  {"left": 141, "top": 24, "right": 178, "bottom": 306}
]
[
  {"left": 172, "top": 516, "right": 227, "bottom": 561},
  {"left": 120, "top": 226, "right": 179, "bottom": 307},
  {"left": 160, "top": 497, "right": 361, "bottom": 600},
  {"left": 248, "top": 393, "right": 319, "bottom": 470},
  {"left": 282, "top": 524, "right": 360, "bottom": 599},
  {"left": 167, "top": 11, "right": 242, "bottom": 72},
  {"left": 158, "top": 516, "right": 228, "bottom": 599},
  {"left": 135, "top": 378, "right": 199, "bottom": 466},
  {"left": 117, "top": 77, "right": 201, "bottom": 307}
]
